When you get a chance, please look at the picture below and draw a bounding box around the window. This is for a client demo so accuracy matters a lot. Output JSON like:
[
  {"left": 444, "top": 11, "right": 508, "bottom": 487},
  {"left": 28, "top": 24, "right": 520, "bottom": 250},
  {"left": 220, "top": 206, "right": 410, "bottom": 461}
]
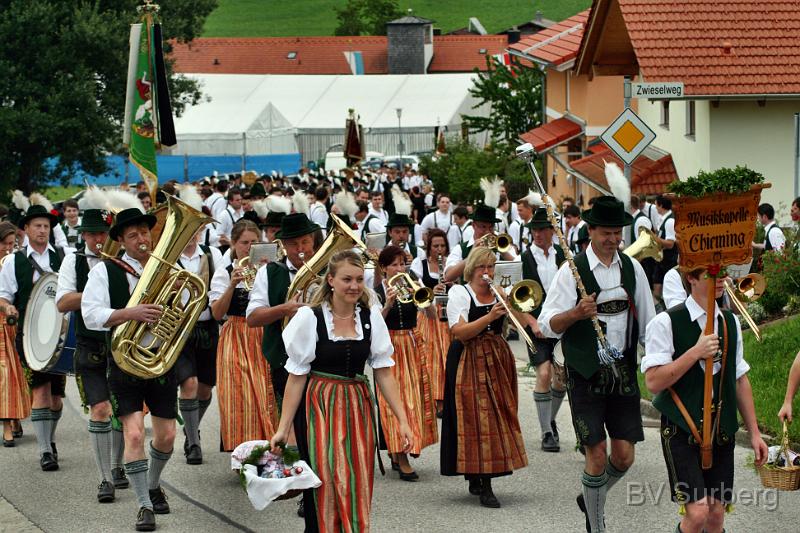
[
  {"left": 660, "top": 101, "right": 670, "bottom": 129},
  {"left": 287, "top": 52, "right": 297, "bottom": 59},
  {"left": 685, "top": 100, "right": 696, "bottom": 139}
]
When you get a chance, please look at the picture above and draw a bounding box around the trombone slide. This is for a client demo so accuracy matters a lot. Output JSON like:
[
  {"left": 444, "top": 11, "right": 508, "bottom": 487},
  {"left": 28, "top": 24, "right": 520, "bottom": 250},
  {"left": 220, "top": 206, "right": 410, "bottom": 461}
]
[{"left": 482, "top": 274, "right": 536, "bottom": 353}]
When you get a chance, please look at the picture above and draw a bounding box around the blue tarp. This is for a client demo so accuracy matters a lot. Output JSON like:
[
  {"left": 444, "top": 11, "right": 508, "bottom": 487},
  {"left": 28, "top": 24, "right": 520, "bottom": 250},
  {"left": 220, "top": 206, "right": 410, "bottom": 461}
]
[{"left": 57, "top": 153, "right": 302, "bottom": 185}]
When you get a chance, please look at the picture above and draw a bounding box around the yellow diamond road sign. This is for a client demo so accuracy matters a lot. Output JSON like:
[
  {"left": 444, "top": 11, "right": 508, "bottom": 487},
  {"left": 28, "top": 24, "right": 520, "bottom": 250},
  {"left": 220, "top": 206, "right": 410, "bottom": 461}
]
[{"left": 600, "top": 108, "right": 656, "bottom": 165}]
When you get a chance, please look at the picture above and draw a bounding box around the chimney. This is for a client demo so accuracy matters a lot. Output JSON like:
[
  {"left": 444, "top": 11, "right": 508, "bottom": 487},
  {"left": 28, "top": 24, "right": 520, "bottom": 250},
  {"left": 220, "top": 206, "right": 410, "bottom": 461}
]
[
  {"left": 507, "top": 26, "right": 521, "bottom": 45},
  {"left": 386, "top": 10, "right": 434, "bottom": 74}
]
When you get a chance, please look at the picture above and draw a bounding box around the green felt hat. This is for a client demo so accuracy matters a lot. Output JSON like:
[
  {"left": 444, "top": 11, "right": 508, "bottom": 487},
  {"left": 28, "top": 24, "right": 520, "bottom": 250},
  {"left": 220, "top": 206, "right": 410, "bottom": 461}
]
[
  {"left": 581, "top": 196, "right": 633, "bottom": 227},
  {"left": 528, "top": 208, "right": 553, "bottom": 230},
  {"left": 18, "top": 205, "right": 58, "bottom": 229},
  {"left": 109, "top": 208, "right": 157, "bottom": 241},
  {"left": 385, "top": 213, "right": 414, "bottom": 229},
  {"left": 77, "top": 209, "right": 112, "bottom": 233}
]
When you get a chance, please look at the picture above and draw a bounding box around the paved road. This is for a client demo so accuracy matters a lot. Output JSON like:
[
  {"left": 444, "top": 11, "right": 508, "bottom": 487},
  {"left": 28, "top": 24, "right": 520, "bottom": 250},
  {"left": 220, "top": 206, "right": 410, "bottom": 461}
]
[{"left": 1, "top": 341, "right": 797, "bottom": 532}]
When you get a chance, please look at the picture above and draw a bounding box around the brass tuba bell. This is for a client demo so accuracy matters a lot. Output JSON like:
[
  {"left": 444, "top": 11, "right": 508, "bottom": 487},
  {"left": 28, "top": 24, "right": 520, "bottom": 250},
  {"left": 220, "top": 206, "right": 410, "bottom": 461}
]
[
  {"left": 111, "top": 195, "right": 216, "bottom": 379},
  {"left": 388, "top": 272, "right": 434, "bottom": 309},
  {"left": 624, "top": 227, "right": 663, "bottom": 262}
]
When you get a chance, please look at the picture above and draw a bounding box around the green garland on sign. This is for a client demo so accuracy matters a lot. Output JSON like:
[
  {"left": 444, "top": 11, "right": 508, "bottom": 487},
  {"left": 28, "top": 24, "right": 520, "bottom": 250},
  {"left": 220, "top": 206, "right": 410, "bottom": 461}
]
[{"left": 667, "top": 165, "right": 765, "bottom": 197}]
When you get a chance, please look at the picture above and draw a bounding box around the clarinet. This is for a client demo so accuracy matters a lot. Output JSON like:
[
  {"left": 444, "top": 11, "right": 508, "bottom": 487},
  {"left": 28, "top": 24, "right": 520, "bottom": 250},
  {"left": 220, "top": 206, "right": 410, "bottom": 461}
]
[
  {"left": 436, "top": 253, "right": 449, "bottom": 322},
  {"left": 516, "top": 144, "right": 623, "bottom": 371}
]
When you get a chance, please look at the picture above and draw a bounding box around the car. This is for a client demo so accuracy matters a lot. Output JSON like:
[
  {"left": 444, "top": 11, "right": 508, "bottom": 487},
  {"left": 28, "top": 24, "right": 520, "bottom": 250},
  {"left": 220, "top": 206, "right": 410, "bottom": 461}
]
[
  {"left": 323, "top": 150, "right": 384, "bottom": 173},
  {"left": 381, "top": 155, "right": 420, "bottom": 171}
]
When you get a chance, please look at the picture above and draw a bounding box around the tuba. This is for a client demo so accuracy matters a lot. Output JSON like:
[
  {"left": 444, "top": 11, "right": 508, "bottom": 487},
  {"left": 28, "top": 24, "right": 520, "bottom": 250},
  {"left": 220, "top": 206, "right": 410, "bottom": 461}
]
[
  {"left": 388, "top": 272, "right": 434, "bottom": 309},
  {"left": 111, "top": 195, "right": 216, "bottom": 379},
  {"left": 624, "top": 227, "right": 663, "bottom": 262},
  {"left": 282, "top": 215, "right": 372, "bottom": 328}
]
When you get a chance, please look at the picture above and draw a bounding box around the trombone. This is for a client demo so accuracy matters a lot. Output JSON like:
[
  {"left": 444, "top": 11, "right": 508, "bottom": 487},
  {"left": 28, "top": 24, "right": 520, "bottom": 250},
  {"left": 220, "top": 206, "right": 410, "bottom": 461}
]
[
  {"left": 482, "top": 274, "right": 536, "bottom": 353},
  {"left": 388, "top": 272, "right": 434, "bottom": 309},
  {"left": 475, "top": 232, "right": 513, "bottom": 254},
  {"left": 723, "top": 274, "right": 766, "bottom": 342}
]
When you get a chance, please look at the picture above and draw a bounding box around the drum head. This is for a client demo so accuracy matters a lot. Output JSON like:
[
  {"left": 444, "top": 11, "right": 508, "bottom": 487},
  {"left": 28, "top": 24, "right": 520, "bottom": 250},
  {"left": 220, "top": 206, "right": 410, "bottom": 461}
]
[
  {"left": 23, "top": 273, "right": 68, "bottom": 372},
  {"left": 553, "top": 341, "right": 565, "bottom": 368}
]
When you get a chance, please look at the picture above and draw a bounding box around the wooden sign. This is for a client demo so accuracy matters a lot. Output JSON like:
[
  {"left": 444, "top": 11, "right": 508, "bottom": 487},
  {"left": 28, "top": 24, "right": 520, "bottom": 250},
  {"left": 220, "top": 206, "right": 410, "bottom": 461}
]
[{"left": 670, "top": 184, "right": 771, "bottom": 269}]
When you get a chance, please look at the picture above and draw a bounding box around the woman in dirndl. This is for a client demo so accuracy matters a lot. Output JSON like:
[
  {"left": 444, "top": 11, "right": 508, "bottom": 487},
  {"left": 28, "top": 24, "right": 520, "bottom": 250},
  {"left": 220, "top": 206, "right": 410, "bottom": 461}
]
[
  {"left": 210, "top": 220, "right": 278, "bottom": 451},
  {"left": 0, "top": 221, "right": 29, "bottom": 446},
  {"left": 440, "top": 246, "right": 528, "bottom": 508},
  {"left": 272, "top": 250, "right": 413, "bottom": 533},
  {"left": 375, "top": 245, "right": 438, "bottom": 480},
  {"left": 409, "top": 228, "right": 451, "bottom": 416}
]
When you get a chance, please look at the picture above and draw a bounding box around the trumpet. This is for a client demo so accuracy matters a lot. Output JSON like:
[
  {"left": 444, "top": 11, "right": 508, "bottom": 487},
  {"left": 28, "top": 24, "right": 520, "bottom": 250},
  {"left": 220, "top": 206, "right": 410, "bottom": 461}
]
[
  {"left": 482, "top": 274, "right": 535, "bottom": 352},
  {"left": 475, "top": 232, "right": 512, "bottom": 254},
  {"left": 388, "top": 272, "right": 434, "bottom": 309},
  {"left": 236, "top": 256, "right": 258, "bottom": 291},
  {"left": 723, "top": 273, "right": 766, "bottom": 342}
]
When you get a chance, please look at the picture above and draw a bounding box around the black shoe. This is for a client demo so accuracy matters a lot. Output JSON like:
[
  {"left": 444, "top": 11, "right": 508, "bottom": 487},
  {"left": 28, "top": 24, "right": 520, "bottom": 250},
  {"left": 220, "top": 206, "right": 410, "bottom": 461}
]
[
  {"left": 551, "top": 420, "right": 559, "bottom": 442},
  {"left": 50, "top": 442, "right": 58, "bottom": 461},
  {"left": 541, "top": 432, "right": 560, "bottom": 452},
  {"left": 149, "top": 487, "right": 170, "bottom": 514},
  {"left": 12, "top": 425, "right": 22, "bottom": 438},
  {"left": 3, "top": 438, "right": 14, "bottom": 448},
  {"left": 577, "top": 494, "right": 590, "bottom": 533},
  {"left": 111, "top": 467, "right": 129, "bottom": 489},
  {"left": 297, "top": 500, "right": 304, "bottom": 518},
  {"left": 390, "top": 457, "right": 399, "bottom": 471},
  {"left": 398, "top": 470, "right": 419, "bottom": 482},
  {"left": 468, "top": 478, "right": 482, "bottom": 496},
  {"left": 479, "top": 485, "right": 501, "bottom": 508},
  {"left": 97, "top": 480, "right": 115, "bottom": 503},
  {"left": 135, "top": 507, "right": 156, "bottom": 532},
  {"left": 185, "top": 444, "right": 203, "bottom": 465},
  {"left": 40, "top": 452, "right": 58, "bottom": 471}
]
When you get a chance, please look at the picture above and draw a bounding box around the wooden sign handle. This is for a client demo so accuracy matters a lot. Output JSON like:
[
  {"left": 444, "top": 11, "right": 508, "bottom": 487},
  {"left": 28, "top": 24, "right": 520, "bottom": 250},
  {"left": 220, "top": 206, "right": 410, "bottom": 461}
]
[{"left": 701, "top": 273, "right": 717, "bottom": 469}]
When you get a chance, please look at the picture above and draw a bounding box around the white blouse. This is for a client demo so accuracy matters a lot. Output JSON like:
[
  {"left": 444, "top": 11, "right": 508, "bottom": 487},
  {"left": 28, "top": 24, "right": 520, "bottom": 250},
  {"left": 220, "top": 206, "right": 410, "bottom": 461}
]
[
  {"left": 409, "top": 256, "right": 440, "bottom": 281},
  {"left": 446, "top": 284, "right": 497, "bottom": 328},
  {"left": 209, "top": 264, "right": 247, "bottom": 304},
  {"left": 282, "top": 302, "right": 395, "bottom": 376}
]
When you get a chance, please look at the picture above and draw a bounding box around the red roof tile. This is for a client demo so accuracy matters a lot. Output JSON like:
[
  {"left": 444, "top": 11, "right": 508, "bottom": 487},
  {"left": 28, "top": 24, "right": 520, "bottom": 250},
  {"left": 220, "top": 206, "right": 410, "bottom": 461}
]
[
  {"left": 583, "top": 0, "right": 800, "bottom": 95},
  {"left": 169, "top": 35, "right": 507, "bottom": 75},
  {"left": 508, "top": 10, "right": 590, "bottom": 67},
  {"left": 519, "top": 117, "right": 584, "bottom": 152},
  {"left": 570, "top": 147, "right": 678, "bottom": 195}
]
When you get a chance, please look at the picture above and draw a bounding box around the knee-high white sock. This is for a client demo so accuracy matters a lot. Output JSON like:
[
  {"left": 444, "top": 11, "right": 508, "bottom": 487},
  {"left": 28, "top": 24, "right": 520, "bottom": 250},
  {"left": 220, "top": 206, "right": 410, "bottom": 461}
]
[
  {"left": 148, "top": 443, "right": 173, "bottom": 490},
  {"left": 31, "top": 408, "right": 52, "bottom": 456},
  {"left": 88, "top": 419, "right": 113, "bottom": 481},
  {"left": 533, "top": 391, "right": 553, "bottom": 436},
  {"left": 582, "top": 470, "right": 609, "bottom": 533}
]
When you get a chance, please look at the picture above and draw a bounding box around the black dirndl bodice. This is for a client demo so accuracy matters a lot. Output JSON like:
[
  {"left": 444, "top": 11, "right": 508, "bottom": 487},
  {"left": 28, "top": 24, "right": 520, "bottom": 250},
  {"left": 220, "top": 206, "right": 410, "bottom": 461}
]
[
  {"left": 376, "top": 283, "right": 417, "bottom": 330},
  {"left": 225, "top": 265, "right": 250, "bottom": 317},
  {"left": 309, "top": 306, "right": 372, "bottom": 378},
  {"left": 420, "top": 258, "right": 439, "bottom": 289}
]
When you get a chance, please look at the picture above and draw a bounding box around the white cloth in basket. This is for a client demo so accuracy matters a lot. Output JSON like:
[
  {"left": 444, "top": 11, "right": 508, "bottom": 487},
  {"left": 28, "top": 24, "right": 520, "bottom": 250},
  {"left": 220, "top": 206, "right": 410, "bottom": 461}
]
[{"left": 242, "top": 462, "right": 321, "bottom": 510}]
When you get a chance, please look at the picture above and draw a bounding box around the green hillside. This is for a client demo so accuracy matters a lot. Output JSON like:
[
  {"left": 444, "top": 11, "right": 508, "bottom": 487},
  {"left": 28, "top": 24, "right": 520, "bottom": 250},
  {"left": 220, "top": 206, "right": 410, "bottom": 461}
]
[{"left": 202, "top": 0, "right": 591, "bottom": 37}]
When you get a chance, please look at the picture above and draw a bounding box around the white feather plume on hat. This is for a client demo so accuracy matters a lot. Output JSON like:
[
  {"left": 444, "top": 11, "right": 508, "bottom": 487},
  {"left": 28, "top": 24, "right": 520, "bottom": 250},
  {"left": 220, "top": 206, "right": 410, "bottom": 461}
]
[
  {"left": 391, "top": 185, "right": 412, "bottom": 217},
  {"left": 334, "top": 191, "right": 358, "bottom": 218},
  {"left": 604, "top": 160, "right": 630, "bottom": 209},
  {"left": 292, "top": 190, "right": 309, "bottom": 215},
  {"left": 178, "top": 184, "right": 204, "bottom": 212},
  {"left": 11, "top": 190, "right": 29, "bottom": 211},
  {"left": 266, "top": 195, "right": 291, "bottom": 215},
  {"left": 78, "top": 186, "right": 109, "bottom": 210},
  {"left": 252, "top": 199, "right": 269, "bottom": 220},
  {"left": 29, "top": 193, "right": 53, "bottom": 213},
  {"left": 105, "top": 190, "right": 145, "bottom": 213},
  {"left": 480, "top": 177, "right": 502, "bottom": 208}
]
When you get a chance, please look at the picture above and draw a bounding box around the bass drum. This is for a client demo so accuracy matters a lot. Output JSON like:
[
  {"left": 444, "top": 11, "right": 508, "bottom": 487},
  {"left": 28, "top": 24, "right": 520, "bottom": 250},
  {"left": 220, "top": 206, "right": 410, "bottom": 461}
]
[
  {"left": 22, "top": 272, "right": 75, "bottom": 374},
  {"left": 552, "top": 340, "right": 567, "bottom": 389}
]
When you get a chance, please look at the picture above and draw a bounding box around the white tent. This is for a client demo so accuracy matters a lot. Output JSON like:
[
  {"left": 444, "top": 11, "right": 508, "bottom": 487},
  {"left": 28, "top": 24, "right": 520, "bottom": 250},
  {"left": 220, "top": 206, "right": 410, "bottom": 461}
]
[{"left": 171, "top": 73, "right": 489, "bottom": 163}]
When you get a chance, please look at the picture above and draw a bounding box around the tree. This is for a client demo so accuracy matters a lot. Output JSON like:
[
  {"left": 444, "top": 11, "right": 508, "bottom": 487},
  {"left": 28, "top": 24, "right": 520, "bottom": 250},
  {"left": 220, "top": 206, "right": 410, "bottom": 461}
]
[
  {"left": 462, "top": 57, "right": 544, "bottom": 153},
  {"left": 0, "top": 0, "right": 217, "bottom": 195},
  {"left": 333, "top": 0, "right": 402, "bottom": 36}
]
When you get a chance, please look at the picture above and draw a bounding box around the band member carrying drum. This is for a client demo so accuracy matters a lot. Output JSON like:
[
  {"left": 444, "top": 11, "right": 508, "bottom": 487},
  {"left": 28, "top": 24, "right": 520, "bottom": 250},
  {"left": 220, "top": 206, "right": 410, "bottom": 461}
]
[
  {"left": 0, "top": 204, "right": 69, "bottom": 472},
  {"left": 55, "top": 207, "right": 128, "bottom": 502},
  {"left": 82, "top": 208, "right": 177, "bottom": 532},
  {"left": 520, "top": 208, "right": 567, "bottom": 453}
]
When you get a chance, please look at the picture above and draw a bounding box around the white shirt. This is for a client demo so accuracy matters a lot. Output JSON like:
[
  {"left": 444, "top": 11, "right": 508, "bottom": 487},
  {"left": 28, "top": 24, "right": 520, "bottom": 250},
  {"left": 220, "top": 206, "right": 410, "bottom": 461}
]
[
  {"left": 409, "top": 256, "right": 440, "bottom": 282},
  {"left": 508, "top": 218, "right": 533, "bottom": 254},
  {"left": 282, "top": 302, "right": 395, "bottom": 375},
  {"left": 205, "top": 192, "right": 227, "bottom": 219},
  {"left": 643, "top": 201, "right": 661, "bottom": 230},
  {"left": 0, "top": 244, "right": 63, "bottom": 303},
  {"left": 539, "top": 245, "right": 656, "bottom": 351},
  {"left": 81, "top": 253, "right": 144, "bottom": 331},
  {"left": 178, "top": 245, "right": 224, "bottom": 321},
  {"left": 443, "top": 237, "right": 519, "bottom": 277},
  {"left": 420, "top": 210, "right": 452, "bottom": 236},
  {"left": 658, "top": 210, "right": 676, "bottom": 241},
  {"left": 55, "top": 250, "right": 102, "bottom": 305},
  {"left": 446, "top": 222, "right": 473, "bottom": 250},
  {"left": 626, "top": 210, "right": 654, "bottom": 248},
  {"left": 495, "top": 209, "right": 510, "bottom": 234},
  {"left": 642, "top": 295, "right": 749, "bottom": 379},
  {"left": 245, "top": 259, "right": 302, "bottom": 317},
  {"left": 209, "top": 263, "right": 245, "bottom": 305},
  {"left": 309, "top": 202, "right": 329, "bottom": 236},
  {"left": 200, "top": 225, "right": 220, "bottom": 248},
  {"left": 216, "top": 206, "right": 243, "bottom": 239},
  {"left": 764, "top": 221, "right": 786, "bottom": 250},
  {"left": 367, "top": 207, "right": 389, "bottom": 224},
  {"left": 567, "top": 220, "right": 587, "bottom": 252},
  {"left": 662, "top": 267, "right": 687, "bottom": 309},
  {"left": 446, "top": 284, "right": 497, "bottom": 328},
  {"left": 358, "top": 216, "right": 386, "bottom": 237},
  {"left": 528, "top": 244, "right": 559, "bottom": 293}
]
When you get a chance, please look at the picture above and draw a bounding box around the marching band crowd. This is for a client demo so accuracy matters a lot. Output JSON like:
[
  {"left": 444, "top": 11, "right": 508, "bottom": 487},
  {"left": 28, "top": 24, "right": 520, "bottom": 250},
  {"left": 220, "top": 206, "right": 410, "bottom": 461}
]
[{"left": 0, "top": 163, "right": 798, "bottom": 533}]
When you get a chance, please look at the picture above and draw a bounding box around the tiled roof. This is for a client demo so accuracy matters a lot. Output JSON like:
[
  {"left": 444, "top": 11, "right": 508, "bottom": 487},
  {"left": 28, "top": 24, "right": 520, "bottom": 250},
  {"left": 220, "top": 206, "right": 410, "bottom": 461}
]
[
  {"left": 581, "top": 0, "right": 800, "bottom": 96},
  {"left": 508, "top": 10, "right": 590, "bottom": 67},
  {"left": 519, "top": 117, "right": 584, "bottom": 153},
  {"left": 169, "top": 35, "right": 507, "bottom": 75},
  {"left": 570, "top": 147, "right": 678, "bottom": 195}
]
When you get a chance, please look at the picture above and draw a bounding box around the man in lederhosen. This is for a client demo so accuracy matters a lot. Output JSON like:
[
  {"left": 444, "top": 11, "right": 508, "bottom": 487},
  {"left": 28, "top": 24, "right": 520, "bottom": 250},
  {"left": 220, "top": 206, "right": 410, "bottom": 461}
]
[
  {"left": 82, "top": 208, "right": 177, "bottom": 531},
  {"left": 174, "top": 227, "right": 224, "bottom": 465},
  {"left": 643, "top": 267, "right": 767, "bottom": 533},
  {"left": 0, "top": 204, "right": 69, "bottom": 472},
  {"left": 520, "top": 208, "right": 567, "bottom": 453},
  {"left": 539, "top": 197, "right": 656, "bottom": 533},
  {"left": 55, "top": 208, "right": 129, "bottom": 501},
  {"left": 246, "top": 213, "right": 320, "bottom": 403}
]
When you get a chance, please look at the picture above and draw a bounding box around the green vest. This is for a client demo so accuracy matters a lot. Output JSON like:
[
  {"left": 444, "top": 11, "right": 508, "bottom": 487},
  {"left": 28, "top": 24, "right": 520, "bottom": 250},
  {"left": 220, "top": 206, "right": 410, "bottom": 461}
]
[
  {"left": 261, "top": 262, "right": 291, "bottom": 368},
  {"left": 457, "top": 241, "right": 473, "bottom": 284},
  {"left": 652, "top": 304, "right": 739, "bottom": 440},
  {"left": 561, "top": 251, "right": 637, "bottom": 379},
  {"left": 522, "top": 245, "right": 566, "bottom": 318},
  {"left": 75, "top": 253, "right": 105, "bottom": 341},
  {"left": 105, "top": 260, "right": 132, "bottom": 309},
  {"left": 13, "top": 247, "right": 63, "bottom": 329}
]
